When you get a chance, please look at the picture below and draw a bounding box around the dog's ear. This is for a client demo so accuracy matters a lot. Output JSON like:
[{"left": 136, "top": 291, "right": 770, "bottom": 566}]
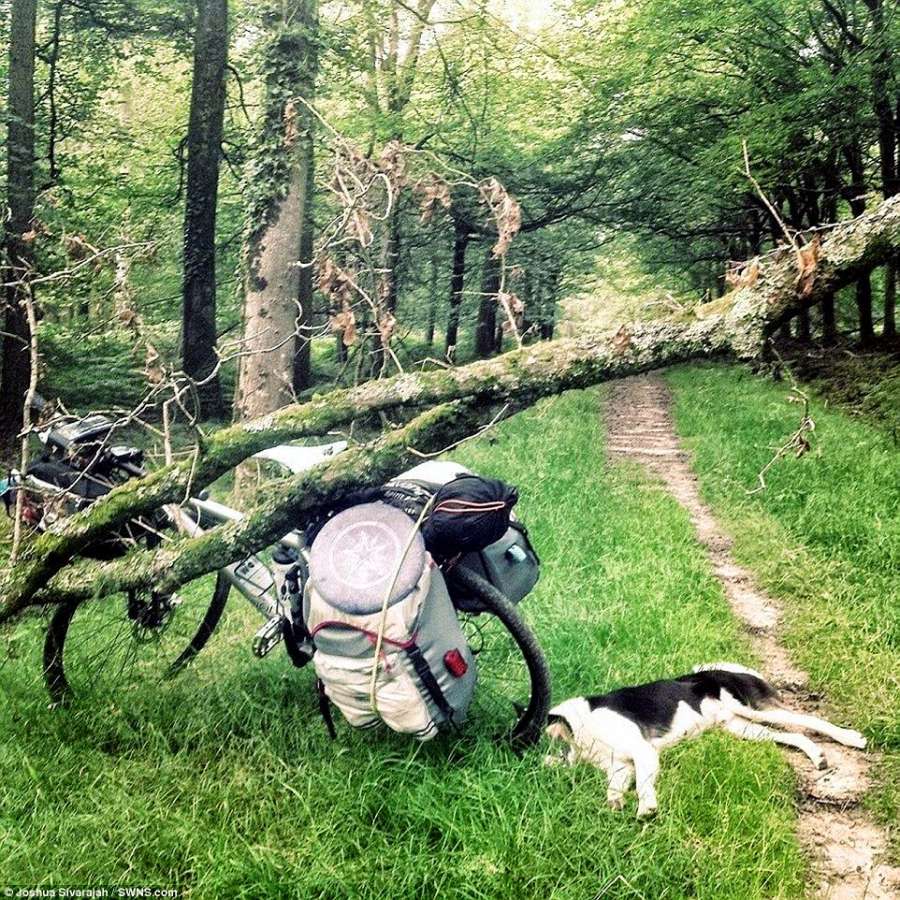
[{"left": 546, "top": 713, "right": 573, "bottom": 741}]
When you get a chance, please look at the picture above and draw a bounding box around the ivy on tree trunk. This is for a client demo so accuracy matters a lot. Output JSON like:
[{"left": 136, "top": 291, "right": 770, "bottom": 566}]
[{"left": 234, "top": 0, "right": 318, "bottom": 422}]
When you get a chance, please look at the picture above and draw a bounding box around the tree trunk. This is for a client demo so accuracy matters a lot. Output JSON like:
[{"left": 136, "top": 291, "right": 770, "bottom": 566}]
[
  {"left": 541, "top": 265, "right": 560, "bottom": 340},
  {"left": 474, "top": 247, "right": 500, "bottom": 358},
  {"left": 0, "top": 0, "right": 37, "bottom": 457},
  {"left": 861, "top": 0, "right": 898, "bottom": 340},
  {"left": 844, "top": 142, "right": 877, "bottom": 345},
  {"left": 424, "top": 252, "right": 438, "bottom": 346},
  {"left": 797, "top": 306, "right": 811, "bottom": 342},
  {"left": 45, "top": 0, "right": 63, "bottom": 185},
  {"left": 856, "top": 276, "right": 875, "bottom": 345},
  {"left": 293, "top": 150, "right": 316, "bottom": 394},
  {"left": 234, "top": 0, "right": 318, "bottom": 421},
  {"left": 380, "top": 202, "right": 402, "bottom": 315},
  {"left": 444, "top": 222, "right": 469, "bottom": 355},
  {"left": 181, "top": 0, "right": 228, "bottom": 418},
  {"left": 4, "top": 194, "right": 900, "bottom": 621},
  {"left": 520, "top": 269, "right": 535, "bottom": 340},
  {"left": 821, "top": 293, "right": 838, "bottom": 345},
  {"left": 863, "top": 0, "right": 899, "bottom": 199},
  {"left": 884, "top": 265, "right": 896, "bottom": 339}
]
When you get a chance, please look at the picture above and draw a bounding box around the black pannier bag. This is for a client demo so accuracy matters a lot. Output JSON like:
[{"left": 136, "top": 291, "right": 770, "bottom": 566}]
[
  {"left": 27, "top": 459, "right": 111, "bottom": 502},
  {"left": 21, "top": 458, "right": 157, "bottom": 559},
  {"left": 384, "top": 462, "right": 540, "bottom": 614},
  {"left": 421, "top": 474, "right": 518, "bottom": 559}
]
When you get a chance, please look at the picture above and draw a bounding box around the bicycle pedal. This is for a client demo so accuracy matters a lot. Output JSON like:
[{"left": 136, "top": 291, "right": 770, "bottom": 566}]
[{"left": 253, "top": 616, "right": 286, "bottom": 658}]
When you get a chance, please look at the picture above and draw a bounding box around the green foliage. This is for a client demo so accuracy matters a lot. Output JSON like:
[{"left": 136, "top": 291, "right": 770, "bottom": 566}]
[{"left": 790, "top": 346, "right": 900, "bottom": 435}]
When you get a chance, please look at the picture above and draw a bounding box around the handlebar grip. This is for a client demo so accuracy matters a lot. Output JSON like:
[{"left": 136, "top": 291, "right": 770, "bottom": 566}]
[{"left": 117, "top": 460, "right": 146, "bottom": 479}]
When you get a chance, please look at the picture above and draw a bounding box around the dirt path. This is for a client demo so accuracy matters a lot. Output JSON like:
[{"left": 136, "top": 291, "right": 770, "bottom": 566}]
[{"left": 605, "top": 374, "right": 900, "bottom": 900}]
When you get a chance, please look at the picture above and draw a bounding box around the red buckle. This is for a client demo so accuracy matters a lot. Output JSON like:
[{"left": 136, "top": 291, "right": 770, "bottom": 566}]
[{"left": 444, "top": 648, "right": 468, "bottom": 677}]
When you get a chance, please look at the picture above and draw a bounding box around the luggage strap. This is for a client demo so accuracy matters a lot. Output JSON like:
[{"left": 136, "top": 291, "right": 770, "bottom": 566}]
[
  {"left": 369, "top": 495, "right": 436, "bottom": 719},
  {"left": 405, "top": 642, "right": 455, "bottom": 725}
]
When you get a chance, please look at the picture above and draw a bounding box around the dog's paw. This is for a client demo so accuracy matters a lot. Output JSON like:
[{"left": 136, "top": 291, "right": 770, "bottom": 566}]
[
  {"left": 607, "top": 796, "right": 625, "bottom": 811},
  {"left": 840, "top": 729, "right": 867, "bottom": 750},
  {"left": 543, "top": 754, "right": 564, "bottom": 767},
  {"left": 636, "top": 802, "right": 658, "bottom": 819}
]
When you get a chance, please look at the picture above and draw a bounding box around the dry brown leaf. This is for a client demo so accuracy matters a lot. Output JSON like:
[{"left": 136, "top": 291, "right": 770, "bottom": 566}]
[
  {"left": 744, "top": 257, "right": 760, "bottom": 286},
  {"left": 378, "top": 311, "right": 397, "bottom": 344},
  {"left": 478, "top": 177, "right": 521, "bottom": 258},
  {"left": 725, "top": 257, "right": 761, "bottom": 289},
  {"left": 144, "top": 344, "right": 164, "bottom": 385},
  {"left": 377, "top": 140, "right": 407, "bottom": 189},
  {"left": 413, "top": 173, "right": 452, "bottom": 223},
  {"left": 795, "top": 236, "right": 821, "bottom": 297},
  {"left": 330, "top": 305, "right": 357, "bottom": 347},
  {"left": 63, "top": 234, "right": 91, "bottom": 260},
  {"left": 612, "top": 324, "right": 632, "bottom": 356}
]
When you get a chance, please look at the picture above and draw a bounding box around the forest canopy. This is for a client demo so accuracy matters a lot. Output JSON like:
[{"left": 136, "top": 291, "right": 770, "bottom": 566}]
[{"left": 1, "top": 0, "right": 897, "bottom": 444}]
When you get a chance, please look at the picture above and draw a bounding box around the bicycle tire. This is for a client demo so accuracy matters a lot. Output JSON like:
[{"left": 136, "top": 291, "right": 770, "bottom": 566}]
[
  {"left": 43, "top": 571, "right": 231, "bottom": 705},
  {"left": 446, "top": 566, "right": 551, "bottom": 748}
]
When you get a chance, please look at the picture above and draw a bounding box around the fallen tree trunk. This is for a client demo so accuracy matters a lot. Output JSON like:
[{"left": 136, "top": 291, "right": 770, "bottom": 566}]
[
  {"left": 2, "top": 196, "right": 900, "bottom": 624},
  {"left": 32, "top": 399, "right": 491, "bottom": 607}
]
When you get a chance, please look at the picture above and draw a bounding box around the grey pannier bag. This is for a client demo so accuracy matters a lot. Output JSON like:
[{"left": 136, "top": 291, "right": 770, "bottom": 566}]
[{"left": 304, "top": 501, "right": 477, "bottom": 740}]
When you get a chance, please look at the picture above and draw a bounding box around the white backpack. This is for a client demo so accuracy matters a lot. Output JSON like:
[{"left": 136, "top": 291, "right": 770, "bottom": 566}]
[{"left": 304, "top": 501, "right": 477, "bottom": 740}]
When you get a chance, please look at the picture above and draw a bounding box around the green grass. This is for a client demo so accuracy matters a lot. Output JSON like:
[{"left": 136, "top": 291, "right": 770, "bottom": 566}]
[
  {"left": 667, "top": 363, "right": 900, "bottom": 856},
  {"left": 1, "top": 389, "right": 805, "bottom": 898}
]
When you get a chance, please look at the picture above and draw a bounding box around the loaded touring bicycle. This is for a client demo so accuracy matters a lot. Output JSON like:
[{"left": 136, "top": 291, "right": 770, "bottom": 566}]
[{"left": 3, "top": 406, "right": 551, "bottom": 747}]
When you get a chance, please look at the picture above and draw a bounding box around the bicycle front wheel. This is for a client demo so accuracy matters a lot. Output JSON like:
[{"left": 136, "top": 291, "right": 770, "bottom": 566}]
[
  {"left": 446, "top": 566, "right": 551, "bottom": 748},
  {"left": 43, "top": 571, "right": 230, "bottom": 705}
]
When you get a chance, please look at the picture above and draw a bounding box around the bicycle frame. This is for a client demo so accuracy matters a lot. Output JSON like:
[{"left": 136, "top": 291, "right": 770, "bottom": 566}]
[
  {"left": 8, "top": 439, "right": 347, "bottom": 659},
  {"left": 180, "top": 440, "right": 348, "bottom": 655}
]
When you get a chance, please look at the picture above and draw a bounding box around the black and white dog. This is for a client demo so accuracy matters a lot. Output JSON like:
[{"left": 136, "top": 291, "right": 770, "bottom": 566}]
[{"left": 544, "top": 663, "right": 866, "bottom": 818}]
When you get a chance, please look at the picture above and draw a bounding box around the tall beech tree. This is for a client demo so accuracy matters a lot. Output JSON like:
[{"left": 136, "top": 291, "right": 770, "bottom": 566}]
[
  {"left": 0, "top": 0, "right": 37, "bottom": 456},
  {"left": 234, "top": 0, "right": 318, "bottom": 421},
  {"left": 292, "top": 150, "right": 315, "bottom": 394},
  {"left": 181, "top": 0, "right": 228, "bottom": 418},
  {"left": 444, "top": 220, "right": 470, "bottom": 355},
  {"left": 862, "top": 0, "right": 898, "bottom": 338},
  {"left": 474, "top": 247, "right": 501, "bottom": 358}
]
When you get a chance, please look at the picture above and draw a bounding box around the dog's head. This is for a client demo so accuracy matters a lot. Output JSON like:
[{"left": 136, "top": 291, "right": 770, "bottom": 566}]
[{"left": 545, "top": 698, "right": 589, "bottom": 746}]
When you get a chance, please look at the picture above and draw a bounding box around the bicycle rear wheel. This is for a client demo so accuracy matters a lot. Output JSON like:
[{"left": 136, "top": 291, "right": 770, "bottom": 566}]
[
  {"left": 446, "top": 566, "right": 551, "bottom": 748},
  {"left": 43, "top": 571, "right": 230, "bottom": 705}
]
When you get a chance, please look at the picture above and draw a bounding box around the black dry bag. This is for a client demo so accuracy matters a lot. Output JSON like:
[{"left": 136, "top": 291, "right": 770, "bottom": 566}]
[{"left": 421, "top": 475, "right": 518, "bottom": 560}]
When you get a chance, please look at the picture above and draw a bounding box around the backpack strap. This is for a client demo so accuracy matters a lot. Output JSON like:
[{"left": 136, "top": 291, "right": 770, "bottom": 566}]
[
  {"left": 317, "top": 677, "right": 337, "bottom": 740},
  {"left": 404, "top": 642, "right": 456, "bottom": 726}
]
